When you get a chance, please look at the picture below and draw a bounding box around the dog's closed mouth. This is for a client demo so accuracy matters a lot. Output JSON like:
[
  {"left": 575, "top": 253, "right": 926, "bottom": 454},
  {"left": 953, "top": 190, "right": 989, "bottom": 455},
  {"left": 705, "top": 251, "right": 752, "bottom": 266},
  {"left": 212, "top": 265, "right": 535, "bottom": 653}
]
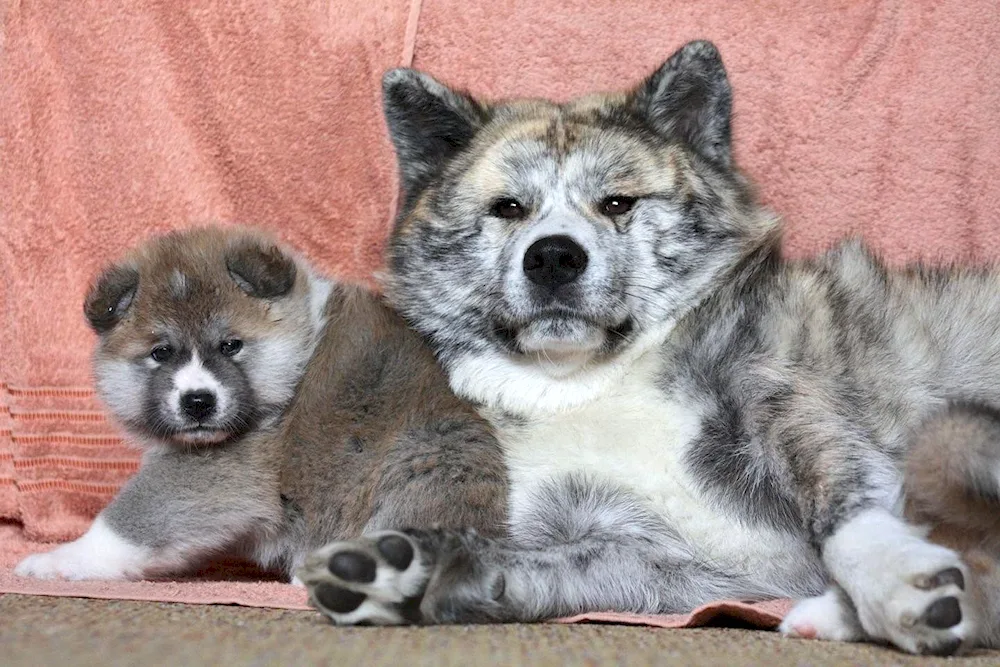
[
  {"left": 173, "top": 427, "right": 229, "bottom": 445},
  {"left": 494, "top": 312, "right": 635, "bottom": 358}
]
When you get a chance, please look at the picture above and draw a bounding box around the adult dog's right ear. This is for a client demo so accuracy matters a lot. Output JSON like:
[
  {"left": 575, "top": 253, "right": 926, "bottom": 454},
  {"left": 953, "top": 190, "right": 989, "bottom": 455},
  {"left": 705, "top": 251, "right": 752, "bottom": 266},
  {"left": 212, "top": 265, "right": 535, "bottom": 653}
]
[{"left": 84, "top": 264, "right": 140, "bottom": 333}]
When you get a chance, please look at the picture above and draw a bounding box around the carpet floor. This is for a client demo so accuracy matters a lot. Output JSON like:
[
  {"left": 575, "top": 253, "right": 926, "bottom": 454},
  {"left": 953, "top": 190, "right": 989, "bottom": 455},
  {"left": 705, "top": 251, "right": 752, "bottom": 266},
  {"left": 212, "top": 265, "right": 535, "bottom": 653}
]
[{"left": 5, "top": 594, "right": 1000, "bottom": 665}]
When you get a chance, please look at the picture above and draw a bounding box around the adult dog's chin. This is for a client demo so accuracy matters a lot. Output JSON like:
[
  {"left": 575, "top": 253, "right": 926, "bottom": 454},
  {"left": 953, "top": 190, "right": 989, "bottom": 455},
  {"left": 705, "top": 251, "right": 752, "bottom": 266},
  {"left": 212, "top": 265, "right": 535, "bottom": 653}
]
[{"left": 515, "top": 316, "right": 607, "bottom": 371}]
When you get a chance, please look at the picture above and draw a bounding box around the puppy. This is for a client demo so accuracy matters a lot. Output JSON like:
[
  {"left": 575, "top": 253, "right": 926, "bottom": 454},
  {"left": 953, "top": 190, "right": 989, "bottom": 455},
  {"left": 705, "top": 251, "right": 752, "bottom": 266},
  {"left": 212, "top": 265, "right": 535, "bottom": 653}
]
[{"left": 15, "top": 226, "right": 507, "bottom": 582}]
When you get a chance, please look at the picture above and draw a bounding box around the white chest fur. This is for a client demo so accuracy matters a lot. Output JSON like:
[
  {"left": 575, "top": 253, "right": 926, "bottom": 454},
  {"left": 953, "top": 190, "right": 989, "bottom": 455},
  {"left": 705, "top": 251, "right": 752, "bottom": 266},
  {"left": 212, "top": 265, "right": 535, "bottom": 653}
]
[{"left": 494, "top": 352, "right": 816, "bottom": 589}]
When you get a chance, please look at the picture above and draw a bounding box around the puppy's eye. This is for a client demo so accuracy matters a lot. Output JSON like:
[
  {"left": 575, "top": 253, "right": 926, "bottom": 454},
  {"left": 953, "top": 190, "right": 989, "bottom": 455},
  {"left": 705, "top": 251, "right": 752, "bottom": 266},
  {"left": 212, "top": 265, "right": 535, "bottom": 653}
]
[
  {"left": 219, "top": 339, "right": 243, "bottom": 357},
  {"left": 150, "top": 345, "right": 174, "bottom": 363},
  {"left": 600, "top": 196, "right": 637, "bottom": 216},
  {"left": 490, "top": 198, "right": 528, "bottom": 220}
]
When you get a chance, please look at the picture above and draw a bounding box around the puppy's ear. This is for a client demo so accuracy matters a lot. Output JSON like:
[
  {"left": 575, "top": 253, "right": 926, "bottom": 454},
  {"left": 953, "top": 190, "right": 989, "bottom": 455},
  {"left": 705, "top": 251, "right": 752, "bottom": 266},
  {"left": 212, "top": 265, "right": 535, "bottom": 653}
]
[
  {"left": 225, "top": 237, "right": 297, "bottom": 299},
  {"left": 84, "top": 264, "right": 140, "bottom": 333},
  {"left": 633, "top": 40, "right": 733, "bottom": 167}
]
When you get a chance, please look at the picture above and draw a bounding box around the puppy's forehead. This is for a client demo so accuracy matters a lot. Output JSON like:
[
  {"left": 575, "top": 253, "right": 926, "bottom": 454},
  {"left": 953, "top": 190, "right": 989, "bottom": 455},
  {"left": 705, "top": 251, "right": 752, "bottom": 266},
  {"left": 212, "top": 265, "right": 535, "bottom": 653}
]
[{"left": 130, "top": 236, "right": 270, "bottom": 336}]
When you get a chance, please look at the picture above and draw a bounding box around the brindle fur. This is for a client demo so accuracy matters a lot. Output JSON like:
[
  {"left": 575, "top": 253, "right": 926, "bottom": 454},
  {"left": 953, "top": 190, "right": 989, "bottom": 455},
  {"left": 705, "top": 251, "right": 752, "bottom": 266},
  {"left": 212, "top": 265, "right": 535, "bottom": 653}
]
[
  {"left": 300, "top": 41, "right": 998, "bottom": 654},
  {"left": 16, "top": 227, "right": 507, "bottom": 581}
]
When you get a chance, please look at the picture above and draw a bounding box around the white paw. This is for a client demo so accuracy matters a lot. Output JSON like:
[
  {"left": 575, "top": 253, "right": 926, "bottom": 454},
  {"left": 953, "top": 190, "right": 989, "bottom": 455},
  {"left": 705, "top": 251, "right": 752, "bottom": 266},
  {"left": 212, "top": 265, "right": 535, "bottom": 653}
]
[
  {"left": 15, "top": 544, "right": 129, "bottom": 580},
  {"left": 780, "top": 588, "right": 864, "bottom": 642},
  {"left": 297, "top": 531, "right": 431, "bottom": 625},
  {"left": 826, "top": 509, "right": 975, "bottom": 655},
  {"left": 862, "top": 546, "right": 972, "bottom": 654},
  {"left": 14, "top": 516, "right": 150, "bottom": 581}
]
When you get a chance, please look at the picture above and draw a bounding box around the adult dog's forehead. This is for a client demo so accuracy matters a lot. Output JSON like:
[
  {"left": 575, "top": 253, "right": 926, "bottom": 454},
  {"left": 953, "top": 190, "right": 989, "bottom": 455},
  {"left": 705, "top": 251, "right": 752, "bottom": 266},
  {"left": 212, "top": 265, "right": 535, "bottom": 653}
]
[{"left": 460, "top": 111, "right": 679, "bottom": 196}]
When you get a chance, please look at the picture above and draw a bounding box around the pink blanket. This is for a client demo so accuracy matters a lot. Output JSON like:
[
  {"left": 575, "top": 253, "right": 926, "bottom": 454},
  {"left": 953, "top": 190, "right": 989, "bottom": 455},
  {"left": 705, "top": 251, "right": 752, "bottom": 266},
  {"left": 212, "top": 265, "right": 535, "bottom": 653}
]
[
  {"left": 1, "top": 522, "right": 792, "bottom": 627},
  {"left": 2, "top": 0, "right": 998, "bottom": 626}
]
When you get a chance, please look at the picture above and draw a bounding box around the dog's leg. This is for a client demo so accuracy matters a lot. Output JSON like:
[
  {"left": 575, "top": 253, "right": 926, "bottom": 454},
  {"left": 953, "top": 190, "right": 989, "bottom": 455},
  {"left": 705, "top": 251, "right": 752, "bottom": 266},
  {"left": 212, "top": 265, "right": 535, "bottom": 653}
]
[
  {"left": 298, "top": 479, "right": 767, "bottom": 625},
  {"left": 16, "top": 449, "right": 278, "bottom": 580},
  {"left": 14, "top": 512, "right": 160, "bottom": 581},
  {"left": 762, "top": 391, "right": 978, "bottom": 655},
  {"left": 819, "top": 507, "right": 972, "bottom": 654}
]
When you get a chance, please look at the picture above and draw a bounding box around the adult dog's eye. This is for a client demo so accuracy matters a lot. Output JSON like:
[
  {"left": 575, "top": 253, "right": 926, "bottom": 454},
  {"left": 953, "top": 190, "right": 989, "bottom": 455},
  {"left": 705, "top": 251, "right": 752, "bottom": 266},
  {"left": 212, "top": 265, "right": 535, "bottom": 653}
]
[
  {"left": 490, "top": 198, "right": 528, "bottom": 220},
  {"left": 219, "top": 339, "right": 243, "bottom": 357},
  {"left": 150, "top": 345, "right": 174, "bottom": 363},
  {"left": 600, "top": 196, "right": 637, "bottom": 216}
]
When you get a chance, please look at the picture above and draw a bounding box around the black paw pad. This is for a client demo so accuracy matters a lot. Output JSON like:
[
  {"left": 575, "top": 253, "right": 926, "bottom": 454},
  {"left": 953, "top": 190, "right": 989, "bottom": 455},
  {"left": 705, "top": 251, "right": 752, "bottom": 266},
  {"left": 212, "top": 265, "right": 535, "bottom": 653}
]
[
  {"left": 377, "top": 534, "right": 414, "bottom": 571},
  {"left": 314, "top": 582, "right": 367, "bottom": 614},
  {"left": 489, "top": 572, "right": 506, "bottom": 601},
  {"left": 328, "top": 551, "right": 377, "bottom": 583},
  {"left": 922, "top": 596, "right": 962, "bottom": 629},
  {"left": 921, "top": 637, "right": 963, "bottom": 657},
  {"left": 934, "top": 567, "right": 966, "bottom": 591}
]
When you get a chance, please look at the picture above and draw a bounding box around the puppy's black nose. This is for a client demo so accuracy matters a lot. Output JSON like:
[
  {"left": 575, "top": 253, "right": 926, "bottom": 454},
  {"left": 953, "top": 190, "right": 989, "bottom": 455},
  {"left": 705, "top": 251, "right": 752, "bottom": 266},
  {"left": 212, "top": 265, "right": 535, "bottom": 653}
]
[
  {"left": 523, "top": 235, "right": 588, "bottom": 288},
  {"left": 181, "top": 391, "right": 216, "bottom": 421}
]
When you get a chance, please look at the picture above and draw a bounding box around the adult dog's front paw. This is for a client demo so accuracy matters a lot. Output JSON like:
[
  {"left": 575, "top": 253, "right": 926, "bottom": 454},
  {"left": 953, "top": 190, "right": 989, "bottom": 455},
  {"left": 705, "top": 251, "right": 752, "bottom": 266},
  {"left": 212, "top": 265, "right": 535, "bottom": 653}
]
[
  {"left": 847, "top": 540, "right": 972, "bottom": 653},
  {"left": 298, "top": 530, "right": 432, "bottom": 625},
  {"left": 825, "top": 509, "right": 978, "bottom": 655},
  {"left": 865, "top": 550, "right": 971, "bottom": 655}
]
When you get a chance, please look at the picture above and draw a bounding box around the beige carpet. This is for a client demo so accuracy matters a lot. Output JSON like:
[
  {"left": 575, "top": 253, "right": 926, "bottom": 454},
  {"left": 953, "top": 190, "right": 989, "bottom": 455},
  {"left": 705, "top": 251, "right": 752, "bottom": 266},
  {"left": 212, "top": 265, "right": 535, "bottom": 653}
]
[{"left": 3, "top": 594, "right": 999, "bottom": 666}]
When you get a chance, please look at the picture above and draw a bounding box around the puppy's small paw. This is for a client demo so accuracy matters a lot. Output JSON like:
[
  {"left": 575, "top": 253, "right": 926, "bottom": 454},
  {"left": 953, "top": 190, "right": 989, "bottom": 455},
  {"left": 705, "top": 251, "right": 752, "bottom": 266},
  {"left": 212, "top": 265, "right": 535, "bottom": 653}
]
[
  {"left": 14, "top": 517, "right": 152, "bottom": 581},
  {"left": 14, "top": 552, "right": 64, "bottom": 580},
  {"left": 14, "top": 545, "right": 130, "bottom": 581},
  {"left": 298, "top": 531, "right": 430, "bottom": 625}
]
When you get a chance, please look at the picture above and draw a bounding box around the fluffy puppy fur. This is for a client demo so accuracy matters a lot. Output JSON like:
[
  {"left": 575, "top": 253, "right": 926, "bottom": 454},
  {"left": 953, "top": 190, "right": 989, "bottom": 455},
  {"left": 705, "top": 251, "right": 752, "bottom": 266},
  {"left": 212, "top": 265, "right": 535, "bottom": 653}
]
[
  {"left": 298, "top": 41, "right": 1000, "bottom": 655},
  {"left": 15, "top": 226, "right": 507, "bottom": 582}
]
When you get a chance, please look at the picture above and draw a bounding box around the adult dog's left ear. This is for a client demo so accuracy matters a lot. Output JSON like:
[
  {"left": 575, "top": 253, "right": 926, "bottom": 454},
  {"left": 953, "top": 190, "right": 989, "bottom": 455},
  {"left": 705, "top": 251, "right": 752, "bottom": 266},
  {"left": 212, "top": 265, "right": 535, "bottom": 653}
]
[
  {"left": 225, "top": 236, "right": 297, "bottom": 299},
  {"left": 633, "top": 40, "right": 733, "bottom": 167},
  {"left": 381, "top": 68, "right": 487, "bottom": 210}
]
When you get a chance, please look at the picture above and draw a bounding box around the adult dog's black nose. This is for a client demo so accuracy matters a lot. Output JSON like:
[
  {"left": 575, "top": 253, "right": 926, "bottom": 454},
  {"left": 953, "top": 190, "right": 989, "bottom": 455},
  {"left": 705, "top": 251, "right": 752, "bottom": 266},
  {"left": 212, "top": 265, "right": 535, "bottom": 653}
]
[
  {"left": 181, "top": 391, "right": 216, "bottom": 421},
  {"left": 523, "top": 235, "right": 588, "bottom": 289}
]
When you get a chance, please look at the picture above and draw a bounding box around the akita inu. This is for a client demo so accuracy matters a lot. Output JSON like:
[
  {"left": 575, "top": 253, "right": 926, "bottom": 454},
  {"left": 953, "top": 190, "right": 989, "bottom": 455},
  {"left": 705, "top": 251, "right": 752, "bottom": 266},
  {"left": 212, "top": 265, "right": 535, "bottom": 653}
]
[
  {"left": 16, "top": 227, "right": 506, "bottom": 583},
  {"left": 300, "top": 41, "right": 999, "bottom": 654}
]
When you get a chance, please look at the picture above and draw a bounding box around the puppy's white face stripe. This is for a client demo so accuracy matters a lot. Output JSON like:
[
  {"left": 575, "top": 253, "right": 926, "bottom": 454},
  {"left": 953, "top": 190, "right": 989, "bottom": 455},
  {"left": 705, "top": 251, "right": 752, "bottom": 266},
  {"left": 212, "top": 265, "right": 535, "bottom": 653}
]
[
  {"left": 173, "top": 350, "right": 221, "bottom": 393},
  {"left": 170, "top": 350, "right": 228, "bottom": 418}
]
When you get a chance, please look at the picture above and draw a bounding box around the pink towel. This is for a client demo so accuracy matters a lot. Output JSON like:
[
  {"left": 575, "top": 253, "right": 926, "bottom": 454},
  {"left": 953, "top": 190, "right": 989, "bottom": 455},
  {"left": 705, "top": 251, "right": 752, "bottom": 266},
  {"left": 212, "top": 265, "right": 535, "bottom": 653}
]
[
  {"left": 2, "top": 0, "right": 998, "bottom": 626},
  {"left": 2, "top": 523, "right": 792, "bottom": 627}
]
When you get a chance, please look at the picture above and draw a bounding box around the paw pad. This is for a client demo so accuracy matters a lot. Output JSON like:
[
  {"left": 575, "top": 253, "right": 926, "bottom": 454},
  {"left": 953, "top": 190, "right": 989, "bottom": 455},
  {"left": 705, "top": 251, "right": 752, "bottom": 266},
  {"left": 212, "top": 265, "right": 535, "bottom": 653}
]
[
  {"left": 377, "top": 534, "right": 414, "bottom": 570},
  {"left": 921, "top": 596, "right": 962, "bottom": 630},
  {"left": 299, "top": 530, "right": 431, "bottom": 626},
  {"left": 314, "top": 582, "right": 367, "bottom": 614},
  {"left": 914, "top": 567, "right": 965, "bottom": 592},
  {"left": 328, "top": 551, "right": 377, "bottom": 583}
]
